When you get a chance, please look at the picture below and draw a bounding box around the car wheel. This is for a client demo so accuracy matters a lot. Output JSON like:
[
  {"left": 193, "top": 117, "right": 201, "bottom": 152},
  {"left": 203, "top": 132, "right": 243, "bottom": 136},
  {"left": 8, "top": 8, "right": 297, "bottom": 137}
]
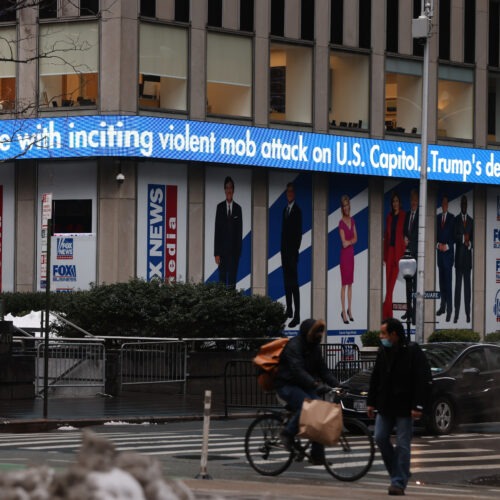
[{"left": 428, "top": 397, "right": 455, "bottom": 435}]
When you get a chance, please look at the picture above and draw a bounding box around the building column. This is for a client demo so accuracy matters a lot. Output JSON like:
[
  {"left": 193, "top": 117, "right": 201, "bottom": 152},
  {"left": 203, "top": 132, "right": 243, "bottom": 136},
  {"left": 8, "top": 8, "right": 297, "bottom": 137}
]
[
  {"left": 370, "top": 0, "right": 386, "bottom": 139},
  {"left": 475, "top": 0, "right": 489, "bottom": 148},
  {"left": 314, "top": 0, "right": 331, "bottom": 133},
  {"left": 15, "top": 162, "right": 37, "bottom": 291},
  {"left": 312, "top": 172, "right": 329, "bottom": 320},
  {"left": 187, "top": 165, "right": 205, "bottom": 284},
  {"left": 97, "top": 159, "right": 136, "bottom": 284},
  {"left": 252, "top": 169, "right": 268, "bottom": 296},
  {"left": 189, "top": 0, "right": 208, "bottom": 121},
  {"left": 368, "top": 177, "right": 384, "bottom": 330},
  {"left": 254, "top": 0, "right": 270, "bottom": 126}
]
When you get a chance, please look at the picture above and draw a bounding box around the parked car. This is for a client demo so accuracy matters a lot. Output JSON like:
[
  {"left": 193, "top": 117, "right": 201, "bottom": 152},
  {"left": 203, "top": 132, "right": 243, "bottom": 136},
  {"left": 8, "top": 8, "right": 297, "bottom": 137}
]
[{"left": 339, "top": 342, "right": 500, "bottom": 435}]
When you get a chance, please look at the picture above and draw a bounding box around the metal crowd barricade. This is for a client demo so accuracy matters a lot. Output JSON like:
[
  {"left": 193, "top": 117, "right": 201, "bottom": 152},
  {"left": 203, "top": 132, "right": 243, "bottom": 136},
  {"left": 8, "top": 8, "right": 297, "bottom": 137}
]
[
  {"left": 224, "top": 359, "right": 281, "bottom": 417},
  {"left": 119, "top": 340, "right": 187, "bottom": 389},
  {"left": 334, "top": 359, "right": 376, "bottom": 382},
  {"left": 35, "top": 340, "right": 105, "bottom": 394}
]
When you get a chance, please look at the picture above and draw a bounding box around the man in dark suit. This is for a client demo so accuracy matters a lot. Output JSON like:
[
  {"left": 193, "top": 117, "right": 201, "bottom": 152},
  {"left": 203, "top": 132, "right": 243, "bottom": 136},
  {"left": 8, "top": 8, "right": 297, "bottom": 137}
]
[
  {"left": 214, "top": 176, "right": 242, "bottom": 289},
  {"left": 281, "top": 182, "right": 302, "bottom": 328},
  {"left": 402, "top": 189, "right": 419, "bottom": 324},
  {"left": 453, "top": 195, "right": 473, "bottom": 323},
  {"left": 436, "top": 194, "right": 454, "bottom": 322}
]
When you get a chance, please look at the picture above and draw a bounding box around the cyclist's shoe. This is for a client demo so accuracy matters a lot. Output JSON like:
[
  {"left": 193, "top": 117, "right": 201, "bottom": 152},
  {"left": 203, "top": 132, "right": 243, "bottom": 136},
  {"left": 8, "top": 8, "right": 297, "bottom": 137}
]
[
  {"left": 309, "top": 454, "right": 326, "bottom": 466},
  {"left": 280, "top": 430, "right": 294, "bottom": 451}
]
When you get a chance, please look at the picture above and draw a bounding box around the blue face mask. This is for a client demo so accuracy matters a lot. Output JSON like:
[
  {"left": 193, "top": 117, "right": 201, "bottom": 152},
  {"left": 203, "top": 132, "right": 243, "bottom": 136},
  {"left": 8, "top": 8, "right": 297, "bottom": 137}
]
[{"left": 381, "top": 338, "right": 392, "bottom": 348}]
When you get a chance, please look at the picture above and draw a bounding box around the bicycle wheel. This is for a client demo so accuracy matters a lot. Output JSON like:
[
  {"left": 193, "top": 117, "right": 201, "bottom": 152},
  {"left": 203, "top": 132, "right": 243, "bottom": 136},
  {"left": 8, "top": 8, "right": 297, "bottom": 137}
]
[
  {"left": 323, "top": 417, "right": 375, "bottom": 481},
  {"left": 244, "top": 413, "right": 293, "bottom": 476}
]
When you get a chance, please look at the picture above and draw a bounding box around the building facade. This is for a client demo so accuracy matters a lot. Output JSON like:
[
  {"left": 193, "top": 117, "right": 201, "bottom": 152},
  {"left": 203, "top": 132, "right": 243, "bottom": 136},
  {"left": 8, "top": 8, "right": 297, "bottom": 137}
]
[{"left": 0, "top": 0, "right": 499, "bottom": 342}]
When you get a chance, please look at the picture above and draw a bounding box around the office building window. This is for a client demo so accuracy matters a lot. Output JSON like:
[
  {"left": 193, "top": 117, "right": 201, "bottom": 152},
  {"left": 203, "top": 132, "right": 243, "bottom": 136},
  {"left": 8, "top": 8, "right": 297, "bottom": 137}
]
[
  {"left": 39, "top": 22, "right": 99, "bottom": 108},
  {"left": 437, "top": 65, "right": 473, "bottom": 140},
  {"left": 385, "top": 59, "right": 422, "bottom": 135},
  {"left": 0, "top": 27, "right": 16, "bottom": 112},
  {"left": 80, "top": 0, "right": 99, "bottom": 16},
  {"left": 140, "top": 0, "right": 155, "bottom": 18},
  {"left": 139, "top": 23, "right": 188, "bottom": 112},
  {"left": 439, "top": 0, "right": 451, "bottom": 61},
  {"left": 270, "top": 43, "right": 312, "bottom": 124},
  {"left": 386, "top": 0, "right": 398, "bottom": 53},
  {"left": 412, "top": 0, "right": 424, "bottom": 57},
  {"left": 175, "top": 0, "right": 189, "bottom": 22},
  {"left": 271, "top": 0, "right": 284, "bottom": 37},
  {"left": 359, "top": 0, "right": 371, "bottom": 49},
  {"left": 208, "top": 0, "right": 222, "bottom": 27},
  {"left": 0, "top": 0, "right": 16, "bottom": 22},
  {"left": 464, "top": 0, "right": 475, "bottom": 64},
  {"left": 489, "top": 0, "right": 499, "bottom": 67},
  {"left": 39, "top": 0, "right": 58, "bottom": 19},
  {"left": 488, "top": 71, "right": 500, "bottom": 142},
  {"left": 330, "top": 0, "right": 343, "bottom": 44},
  {"left": 240, "top": 0, "right": 254, "bottom": 32},
  {"left": 329, "top": 50, "right": 369, "bottom": 130},
  {"left": 207, "top": 33, "right": 252, "bottom": 118},
  {"left": 53, "top": 199, "right": 92, "bottom": 234},
  {"left": 301, "top": 0, "right": 314, "bottom": 41}
]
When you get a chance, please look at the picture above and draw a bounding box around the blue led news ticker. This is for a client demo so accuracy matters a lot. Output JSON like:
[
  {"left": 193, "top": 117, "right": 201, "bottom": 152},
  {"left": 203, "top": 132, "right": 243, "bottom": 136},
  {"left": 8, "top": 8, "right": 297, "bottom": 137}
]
[{"left": 0, "top": 115, "right": 499, "bottom": 184}]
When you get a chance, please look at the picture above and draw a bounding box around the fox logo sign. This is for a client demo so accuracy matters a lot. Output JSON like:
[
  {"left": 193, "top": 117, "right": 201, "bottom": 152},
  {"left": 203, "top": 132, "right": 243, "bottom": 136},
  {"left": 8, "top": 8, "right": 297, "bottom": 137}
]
[
  {"left": 495, "top": 228, "right": 500, "bottom": 249},
  {"left": 53, "top": 265, "right": 77, "bottom": 282},
  {"left": 57, "top": 238, "right": 73, "bottom": 259}
]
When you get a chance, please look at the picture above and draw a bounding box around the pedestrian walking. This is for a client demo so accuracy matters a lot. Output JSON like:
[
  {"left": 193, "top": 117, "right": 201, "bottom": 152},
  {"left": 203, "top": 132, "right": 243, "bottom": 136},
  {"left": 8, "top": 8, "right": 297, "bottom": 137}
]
[{"left": 367, "top": 317, "right": 432, "bottom": 496}]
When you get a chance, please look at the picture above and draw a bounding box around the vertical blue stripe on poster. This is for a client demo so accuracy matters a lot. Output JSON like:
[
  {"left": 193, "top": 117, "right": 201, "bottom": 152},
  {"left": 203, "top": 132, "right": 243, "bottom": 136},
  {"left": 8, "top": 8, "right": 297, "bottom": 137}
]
[{"left": 147, "top": 184, "right": 165, "bottom": 282}]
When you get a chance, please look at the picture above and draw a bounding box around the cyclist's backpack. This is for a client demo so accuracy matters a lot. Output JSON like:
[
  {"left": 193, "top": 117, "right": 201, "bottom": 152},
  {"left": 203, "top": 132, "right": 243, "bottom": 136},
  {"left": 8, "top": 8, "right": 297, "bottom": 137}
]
[{"left": 253, "top": 337, "right": 289, "bottom": 391}]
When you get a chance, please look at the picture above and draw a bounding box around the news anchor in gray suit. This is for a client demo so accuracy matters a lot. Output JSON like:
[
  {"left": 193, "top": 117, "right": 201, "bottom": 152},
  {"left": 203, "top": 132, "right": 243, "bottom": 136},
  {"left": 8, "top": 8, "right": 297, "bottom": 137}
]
[
  {"left": 214, "top": 176, "right": 242, "bottom": 289},
  {"left": 436, "top": 194, "right": 455, "bottom": 322},
  {"left": 453, "top": 195, "right": 473, "bottom": 323}
]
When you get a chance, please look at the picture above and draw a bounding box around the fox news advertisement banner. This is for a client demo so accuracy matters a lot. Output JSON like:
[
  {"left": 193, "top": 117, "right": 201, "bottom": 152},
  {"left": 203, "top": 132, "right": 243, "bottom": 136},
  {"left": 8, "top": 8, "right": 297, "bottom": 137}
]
[
  {"left": 267, "top": 171, "right": 312, "bottom": 332},
  {"left": 486, "top": 186, "right": 500, "bottom": 333},
  {"left": 327, "top": 174, "right": 369, "bottom": 346},
  {"left": 0, "top": 164, "right": 15, "bottom": 292},
  {"left": 0, "top": 115, "right": 499, "bottom": 185},
  {"left": 50, "top": 234, "right": 96, "bottom": 291},
  {"left": 136, "top": 162, "right": 187, "bottom": 283},
  {"left": 204, "top": 166, "right": 252, "bottom": 292}
]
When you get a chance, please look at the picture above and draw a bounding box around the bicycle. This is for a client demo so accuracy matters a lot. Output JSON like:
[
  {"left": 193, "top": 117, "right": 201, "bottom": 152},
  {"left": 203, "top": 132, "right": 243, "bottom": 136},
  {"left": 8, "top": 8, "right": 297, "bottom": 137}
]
[{"left": 244, "top": 389, "right": 375, "bottom": 481}]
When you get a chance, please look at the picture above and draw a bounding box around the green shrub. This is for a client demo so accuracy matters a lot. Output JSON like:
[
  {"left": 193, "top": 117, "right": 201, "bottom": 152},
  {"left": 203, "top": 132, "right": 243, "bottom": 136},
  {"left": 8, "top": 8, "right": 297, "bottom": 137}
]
[
  {"left": 485, "top": 331, "right": 500, "bottom": 343},
  {"left": 3, "top": 280, "right": 286, "bottom": 339},
  {"left": 427, "top": 329, "right": 480, "bottom": 343},
  {"left": 361, "top": 330, "right": 380, "bottom": 347}
]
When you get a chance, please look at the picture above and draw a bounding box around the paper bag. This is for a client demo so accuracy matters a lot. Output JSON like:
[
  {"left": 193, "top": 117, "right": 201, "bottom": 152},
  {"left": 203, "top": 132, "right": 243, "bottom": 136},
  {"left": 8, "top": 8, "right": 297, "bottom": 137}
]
[{"left": 298, "top": 399, "right": 343, "bottom": 446}]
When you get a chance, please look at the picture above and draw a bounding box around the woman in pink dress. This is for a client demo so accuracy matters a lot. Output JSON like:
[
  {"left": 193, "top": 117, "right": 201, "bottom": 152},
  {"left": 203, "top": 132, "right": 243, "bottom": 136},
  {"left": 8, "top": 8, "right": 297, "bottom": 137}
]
[{"left": 339, "top": 195, "right": 357, "bottom": 324}]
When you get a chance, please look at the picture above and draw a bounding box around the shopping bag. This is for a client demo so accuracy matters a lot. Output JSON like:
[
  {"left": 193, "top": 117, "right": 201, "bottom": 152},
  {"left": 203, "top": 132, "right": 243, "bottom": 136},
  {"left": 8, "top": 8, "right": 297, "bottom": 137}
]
[{"left": 297, "top": 399, "right": 343, "bottom": 446}]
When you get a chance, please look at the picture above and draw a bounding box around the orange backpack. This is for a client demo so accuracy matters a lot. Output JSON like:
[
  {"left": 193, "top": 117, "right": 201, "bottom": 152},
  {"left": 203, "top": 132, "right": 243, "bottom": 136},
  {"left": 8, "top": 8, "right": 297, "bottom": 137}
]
[{"left": 253, "top": 338, "right": 289, "bottom": 391}]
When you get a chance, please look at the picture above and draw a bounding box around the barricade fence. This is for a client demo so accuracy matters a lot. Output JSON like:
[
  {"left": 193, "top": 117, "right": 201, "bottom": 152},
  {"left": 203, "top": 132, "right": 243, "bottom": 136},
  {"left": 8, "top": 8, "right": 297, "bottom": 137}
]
[
  {"left": 224, "top": 343, "right": 371, "bottom": 416},
  {"left": 35, "top": 341, "right": 105, "bottom": 395},
  {"left": 119, "top": 341, "right": 187, "bottom": 387}
]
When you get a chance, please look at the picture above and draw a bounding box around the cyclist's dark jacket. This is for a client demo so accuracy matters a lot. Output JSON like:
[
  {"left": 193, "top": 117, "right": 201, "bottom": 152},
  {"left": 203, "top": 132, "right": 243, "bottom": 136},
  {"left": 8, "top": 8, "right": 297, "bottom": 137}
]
[
  {"left": 367, "top": 341, "right": 432, "bottom": 417},
  {"left": 274, "top": 319, "right": 338, "bottom": 391}
]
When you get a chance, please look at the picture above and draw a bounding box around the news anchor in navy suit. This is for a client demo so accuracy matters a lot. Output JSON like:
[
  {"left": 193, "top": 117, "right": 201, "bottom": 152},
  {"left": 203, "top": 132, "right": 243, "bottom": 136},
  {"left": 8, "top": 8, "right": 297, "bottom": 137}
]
[
  {"left": 453, "top": 195, "right": 473, "bottom": 323},
  {"left": 436, "top": 194, "right": 455, "bottom": 322},
  {"left": 281, "top": 182, "right": 302, "bottom": 329},
  {"left": 403, "top": 189, "right": 419, "bottom": 324},
  {"left": 214, "top": 176, "right": 242, "bottom": 289}
]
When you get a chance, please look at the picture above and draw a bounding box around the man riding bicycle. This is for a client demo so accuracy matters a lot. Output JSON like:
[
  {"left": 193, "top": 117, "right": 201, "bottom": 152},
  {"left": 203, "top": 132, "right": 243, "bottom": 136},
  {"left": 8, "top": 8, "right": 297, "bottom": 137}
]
[{"left": 274, "top": 318, "right": 339, "bottom": 465}]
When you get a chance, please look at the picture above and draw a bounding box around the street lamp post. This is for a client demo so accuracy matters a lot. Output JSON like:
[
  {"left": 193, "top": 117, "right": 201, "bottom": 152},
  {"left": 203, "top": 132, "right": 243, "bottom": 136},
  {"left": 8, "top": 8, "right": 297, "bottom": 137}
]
[
  {"left": 399, "top": 249, "right": 417, "bottom": 342},
  {"left": 412, "top": 1, "right": 434, "bottom": 344}
]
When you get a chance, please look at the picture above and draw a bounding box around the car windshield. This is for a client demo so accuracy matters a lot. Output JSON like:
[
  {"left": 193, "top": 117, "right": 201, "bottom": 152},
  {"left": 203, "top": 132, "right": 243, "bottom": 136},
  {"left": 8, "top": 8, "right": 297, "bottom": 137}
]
[{"left": 421, "top": 343, "right": 468, "bottom": 373}]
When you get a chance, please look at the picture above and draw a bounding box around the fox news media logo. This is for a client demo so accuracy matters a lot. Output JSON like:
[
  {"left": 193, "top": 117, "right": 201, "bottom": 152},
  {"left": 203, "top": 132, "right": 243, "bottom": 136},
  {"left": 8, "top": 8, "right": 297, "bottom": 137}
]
[
  {"left": 53, "top": 265, "right": 77, "bottom": 282},
  {"left": 57, "top": 238, "right": 73, "bottom": 260},
  {"left": 497, "top": 260, "right": 500, "bottom": 284},
  {"left": 495, "top": 228, "right": 500, "bottom": 249},
  {"left": 495, "top": 290, "right": 500, "bottom": 323}
]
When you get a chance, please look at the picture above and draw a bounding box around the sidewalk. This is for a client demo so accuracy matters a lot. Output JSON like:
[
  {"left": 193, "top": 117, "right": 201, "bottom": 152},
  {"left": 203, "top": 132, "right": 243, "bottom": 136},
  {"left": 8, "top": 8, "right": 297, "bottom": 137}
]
[{"left": 0, "top": 391, "right": 243, "bottom": 432}]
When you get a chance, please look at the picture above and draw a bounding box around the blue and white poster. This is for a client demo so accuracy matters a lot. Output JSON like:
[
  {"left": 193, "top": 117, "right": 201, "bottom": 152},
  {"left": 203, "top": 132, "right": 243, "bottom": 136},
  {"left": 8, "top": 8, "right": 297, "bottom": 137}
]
[
  {"left": 137, "top": 162, "right": 187, "bottom": 283},
  {"left": 327, "top": 175, "right": 369, "bottom": 345},
  {"left": 434, "top": 185, "right": 474, "bottom": 329},
  {"left": 486, "top": 186, "right": 500, "bottom": 334},
  {"left": 268, "top": 172, "right": 312, "bottom": 332},
  {"left": 204, "top": 166, "right": 252, "bottom": 292}
]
